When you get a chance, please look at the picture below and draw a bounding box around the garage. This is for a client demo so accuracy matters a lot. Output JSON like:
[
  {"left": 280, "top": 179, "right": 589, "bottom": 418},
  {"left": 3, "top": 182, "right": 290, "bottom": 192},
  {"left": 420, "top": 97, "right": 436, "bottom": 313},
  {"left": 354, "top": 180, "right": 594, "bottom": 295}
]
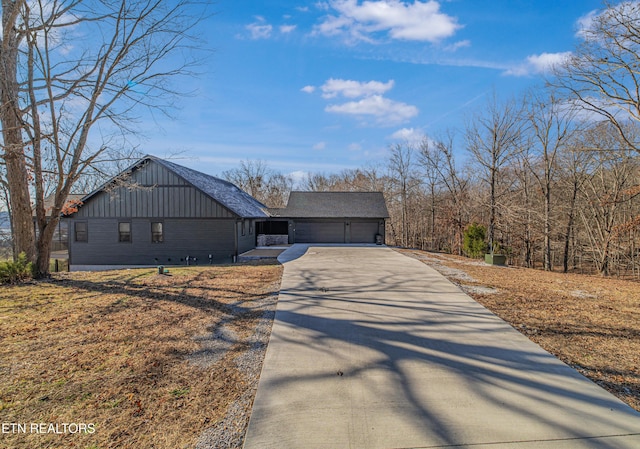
[
  {"left": 350, "top": 220, "right": 382, "bottom": 243},
  {"left": 291, "top": 220, "right": 382, "bottom": 244},
  {"left": 266, "top": 192, "right": 389, "bottom": 245},
  {"left": 295, "top": 220, "right": 345, "bottom": 243}
]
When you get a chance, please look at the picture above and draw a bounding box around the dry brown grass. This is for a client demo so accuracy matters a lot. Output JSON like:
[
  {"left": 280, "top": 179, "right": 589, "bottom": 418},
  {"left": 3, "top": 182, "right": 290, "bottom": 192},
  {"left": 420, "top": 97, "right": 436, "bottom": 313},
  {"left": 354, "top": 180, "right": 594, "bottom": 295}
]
[
  {"left": 0, "top": 263, "right": 282, "bottom": 449},
  {"left": 400, "top": 248, "right": 640, "bottom": 412}
]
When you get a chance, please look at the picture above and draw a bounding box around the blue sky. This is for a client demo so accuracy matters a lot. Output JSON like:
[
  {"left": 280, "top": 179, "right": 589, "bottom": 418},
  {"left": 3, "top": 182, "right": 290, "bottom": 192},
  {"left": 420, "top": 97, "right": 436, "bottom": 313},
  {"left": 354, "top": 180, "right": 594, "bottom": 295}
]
[{"left": 140, "top": 0, "right": 606, "bottom": 179}]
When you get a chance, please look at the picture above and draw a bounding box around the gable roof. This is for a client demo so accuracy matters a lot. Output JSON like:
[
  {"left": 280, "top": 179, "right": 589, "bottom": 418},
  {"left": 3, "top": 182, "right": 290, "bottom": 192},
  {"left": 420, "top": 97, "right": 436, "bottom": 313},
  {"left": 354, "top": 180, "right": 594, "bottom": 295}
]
[
  {"left": 78, "top": 155, "right": 269, "bottom": 218},
  {"left": 153, "top": 157, "right": 269, "bottom": 218},
  {"left": 270, "top": 191, "right": 389, "bottom": 219}
]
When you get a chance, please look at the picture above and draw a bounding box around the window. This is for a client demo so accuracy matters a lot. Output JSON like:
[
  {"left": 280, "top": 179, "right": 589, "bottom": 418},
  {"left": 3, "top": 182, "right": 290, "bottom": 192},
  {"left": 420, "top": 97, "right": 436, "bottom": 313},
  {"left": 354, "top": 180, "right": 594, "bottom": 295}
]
[
  {"left": 241, "top": 220, "right": 246, "bottom": 236},
  {"left": 118, "top": 222, "right": 131, "bottom": 242},
  {"left": 74, "top": 222, "right": 87, "bottom": 242},
  {"left": 151, "top": 222, "right": 163, "bottom": 243}
]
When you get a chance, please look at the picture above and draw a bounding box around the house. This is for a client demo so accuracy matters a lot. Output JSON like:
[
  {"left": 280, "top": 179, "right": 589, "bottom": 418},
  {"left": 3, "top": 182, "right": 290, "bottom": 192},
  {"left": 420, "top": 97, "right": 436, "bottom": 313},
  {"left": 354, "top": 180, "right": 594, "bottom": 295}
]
[
  {"left": 67, "top": 156, "right": 389, "bottom": 269},
  {"left": 266, "top": 191, "right": 389, "bottom": 244},
  {"left": 67, "top": 156, "right": 269, "bottom": 269},
  {"left": 38, "top": 193, "right": 85, "bottom": 251}
]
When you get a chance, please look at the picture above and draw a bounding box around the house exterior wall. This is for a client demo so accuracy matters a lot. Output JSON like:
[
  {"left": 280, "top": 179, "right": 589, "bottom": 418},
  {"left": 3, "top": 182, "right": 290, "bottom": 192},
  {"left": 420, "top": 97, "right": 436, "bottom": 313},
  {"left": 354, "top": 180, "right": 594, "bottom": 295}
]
[
  {"left": 237, "top": 219, "right": 257, "bottom": 255},
  {"left": 69, "top": 218, "right": 238, "bottom": 266}
]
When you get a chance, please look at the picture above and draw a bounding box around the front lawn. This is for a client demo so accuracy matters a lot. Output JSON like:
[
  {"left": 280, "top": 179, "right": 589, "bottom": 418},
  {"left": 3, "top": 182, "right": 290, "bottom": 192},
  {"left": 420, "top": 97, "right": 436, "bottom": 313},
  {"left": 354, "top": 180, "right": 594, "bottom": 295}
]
[{"left": 0, "top": 263, "right": 282, "bottom": 449}]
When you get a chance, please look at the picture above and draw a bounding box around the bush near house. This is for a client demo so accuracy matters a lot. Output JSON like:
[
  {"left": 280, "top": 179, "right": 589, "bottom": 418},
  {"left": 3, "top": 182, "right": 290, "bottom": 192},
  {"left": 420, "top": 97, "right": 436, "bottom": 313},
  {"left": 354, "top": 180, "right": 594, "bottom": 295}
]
[{"left": 0, "top": 252, "right": 33, "bottom": 284}]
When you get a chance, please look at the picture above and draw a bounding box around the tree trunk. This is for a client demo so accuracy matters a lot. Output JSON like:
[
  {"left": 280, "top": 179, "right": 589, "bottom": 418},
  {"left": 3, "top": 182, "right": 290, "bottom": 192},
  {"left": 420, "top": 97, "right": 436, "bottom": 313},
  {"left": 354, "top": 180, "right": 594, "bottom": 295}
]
[
  {"left": 430, "top": 185, "right": 436, "bottom": 251},
  {"left": 543, "top": 187, "right": 552, "bottom": 271},
  {"left": 3, "top": 155, "right": 34, "bottom": 262},
  {"left": 1, "top": 0, "right": 36, "bottom": 263},
  {"left": 562, "top": 180, "right": 578, "bottom": 273},
  {"left": 489, "top": 163, "right": 496, "bottom": 254},
  {"left": 35, "top": 218, "right": 58, "bottom": 277},
  {"left": 599, "top": 237, "right": 611, "bottom": 276}
]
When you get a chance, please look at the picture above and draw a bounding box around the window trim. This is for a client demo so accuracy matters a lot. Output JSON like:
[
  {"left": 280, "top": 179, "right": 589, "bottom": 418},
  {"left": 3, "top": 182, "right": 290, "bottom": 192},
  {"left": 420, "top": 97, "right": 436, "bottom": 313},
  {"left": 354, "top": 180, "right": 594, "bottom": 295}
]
[
  {"left": 74, "top": 221, "right": 88, "bottom": 243},
  {"left": 151, "top": 221, "right": 164, "bottom": 243},
  {"left": 118, "top": 221, "right": 132, "bottom": 243}
]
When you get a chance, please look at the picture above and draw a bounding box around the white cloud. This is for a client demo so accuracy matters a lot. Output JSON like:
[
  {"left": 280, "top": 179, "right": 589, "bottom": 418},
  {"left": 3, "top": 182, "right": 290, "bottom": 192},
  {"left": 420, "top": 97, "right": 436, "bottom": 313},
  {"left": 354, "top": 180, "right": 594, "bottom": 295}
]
[
  {"left": 280, "top": 24, "right": 297, "bottom": 34},
  {"left": 504, "top": 51, "right": 572, "bottom": 77},
  {"left": 390, "top": 127, "right": 425, "bottom": 144},
  {"left": 445, "top": 39, "right": 470, "bottom": 52},
  {"left": 325, "top": 95, "right": 418, "bottom": 125},
  {"left": 313, "top": 141, "right": 327, "bottom": 150},
  {"left": 348, "top": 142, "right": 362, "bottom": 151},
  {"left": 575, "top": 10, "right": 598, "bottom": 39},
  {"left": 321, "top": 78, "right": 394, "bottom": 98},
  {"left": 308, "top": 76, "right": 418, "bottom": 126},
  {"left": 246, "top": 17, "right": 273, "bottom": 39},
  {"left": 314, "top": 0, "right": 461, "bottom": 43}
]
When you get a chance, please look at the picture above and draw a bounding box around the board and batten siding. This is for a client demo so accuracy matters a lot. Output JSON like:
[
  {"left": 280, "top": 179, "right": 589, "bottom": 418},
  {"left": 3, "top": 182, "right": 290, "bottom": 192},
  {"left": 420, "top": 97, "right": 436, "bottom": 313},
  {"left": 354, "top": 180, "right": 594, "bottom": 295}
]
[
  {"left": 69, "top": 218, "right": 239, "bottom": 265},
  {"left": 75, "top": 160, "right": 236, "bottom": 219}
]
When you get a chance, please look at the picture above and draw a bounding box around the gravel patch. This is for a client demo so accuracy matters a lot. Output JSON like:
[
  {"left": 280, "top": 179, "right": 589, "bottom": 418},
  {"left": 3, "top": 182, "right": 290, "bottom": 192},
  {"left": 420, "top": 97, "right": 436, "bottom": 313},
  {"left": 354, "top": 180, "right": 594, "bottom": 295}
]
[
  {"left": 461, "top": 285, "right": 499, "bottom": 295},
  {"left": 571, "top": 289, "right": 598, "bottom": 299},
  {"left": 400, "top": 249, "right": 499, "bottom": 295},
  {"left": 195, "top": 291, "right": 279, "bottom": 449},
  {"left": 403, "top": 251, "right": 479, "bottom": 283}
]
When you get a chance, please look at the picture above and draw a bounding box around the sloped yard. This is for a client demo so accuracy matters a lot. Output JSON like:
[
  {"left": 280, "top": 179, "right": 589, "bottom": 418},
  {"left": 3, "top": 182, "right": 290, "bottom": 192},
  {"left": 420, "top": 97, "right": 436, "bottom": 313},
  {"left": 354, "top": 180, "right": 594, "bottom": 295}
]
[
  {"left": 0, "top": 263, "right": 282, "bottom": 449},
  {"left": 400, "top": 248, "right": 640, "bottom": 412}
]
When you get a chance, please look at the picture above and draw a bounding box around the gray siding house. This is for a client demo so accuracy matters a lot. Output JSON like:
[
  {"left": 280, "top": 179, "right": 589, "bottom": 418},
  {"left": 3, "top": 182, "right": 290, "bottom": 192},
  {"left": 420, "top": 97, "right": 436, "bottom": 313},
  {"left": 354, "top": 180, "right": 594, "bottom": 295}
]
[
  {"left": 68, "top": 156, "right": 268, "bottom": 268},
  {"left": 268, "top": 191, "right": 389, "bottom": 244}
]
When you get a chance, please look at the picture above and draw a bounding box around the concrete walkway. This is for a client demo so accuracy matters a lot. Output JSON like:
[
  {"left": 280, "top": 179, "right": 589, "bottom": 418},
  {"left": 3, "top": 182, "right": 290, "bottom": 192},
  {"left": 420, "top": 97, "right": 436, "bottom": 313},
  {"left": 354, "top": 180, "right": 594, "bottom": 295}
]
[{"left": 243, "top": 245, "right": 640, "bottom": 449}]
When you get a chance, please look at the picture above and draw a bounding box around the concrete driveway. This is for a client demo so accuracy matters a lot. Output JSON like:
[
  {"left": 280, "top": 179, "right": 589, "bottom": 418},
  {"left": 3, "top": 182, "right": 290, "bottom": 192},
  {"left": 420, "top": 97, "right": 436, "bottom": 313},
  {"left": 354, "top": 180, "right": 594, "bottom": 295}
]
[{"left": 243, "top": 245, "right": 640, "bottom": 449}]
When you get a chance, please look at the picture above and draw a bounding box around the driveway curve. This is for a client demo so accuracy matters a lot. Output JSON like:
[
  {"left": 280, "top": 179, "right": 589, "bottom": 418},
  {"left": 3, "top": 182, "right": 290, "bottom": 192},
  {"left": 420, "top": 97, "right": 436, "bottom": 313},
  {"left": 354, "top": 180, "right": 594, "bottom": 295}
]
[{"left": 243, "top": 245, "right": 640, "bottom": 449}]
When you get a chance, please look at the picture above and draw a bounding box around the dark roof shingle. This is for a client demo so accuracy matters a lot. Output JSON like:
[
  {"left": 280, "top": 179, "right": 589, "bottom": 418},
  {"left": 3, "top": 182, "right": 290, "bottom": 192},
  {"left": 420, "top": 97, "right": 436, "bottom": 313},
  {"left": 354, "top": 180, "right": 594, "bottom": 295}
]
[
  {"left": 154, "top": 158, "right": 268, "bottom": 218},
  {"left": 270, "top": 191, "right": 389, "bottom": 219}
]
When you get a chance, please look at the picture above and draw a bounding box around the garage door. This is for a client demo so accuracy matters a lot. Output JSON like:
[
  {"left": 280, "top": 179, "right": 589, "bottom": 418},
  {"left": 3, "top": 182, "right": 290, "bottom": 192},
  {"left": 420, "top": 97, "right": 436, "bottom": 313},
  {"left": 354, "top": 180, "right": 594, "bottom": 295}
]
[
  {"left": 350, "top": 221, "right": 380, "bottom": 243},
  {"left": 295, "top": 221, "right": 345, "bottom": 243}
]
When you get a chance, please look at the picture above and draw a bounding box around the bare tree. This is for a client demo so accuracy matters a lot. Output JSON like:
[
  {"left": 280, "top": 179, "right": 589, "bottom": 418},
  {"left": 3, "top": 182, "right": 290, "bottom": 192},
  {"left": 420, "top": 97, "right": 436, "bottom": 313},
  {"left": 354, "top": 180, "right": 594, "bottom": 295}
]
[
  {"left": 387, "top": 143, "right": 420, "bottom": 247},
  {"left": 552, "top": 1, "right": 640, "bottom": 153},
  {"left": 509, "top": 144, "right": 537, "bottom": 268},
  {"left": 222, "top": 160, "right": 293, "bottom": 208},
  {"left": 578, "top": 123, "right": 639, "bottom": 276},
  {"left": 263, "top": 173, "right": 293, "bottom": 209},
  {"left": 418, "top": 138, "right": 442, "bottom": 251},
  {"left": 557, "top": 138, "right": 594, "bottom": 273},
  {"left": 524, "top": 90, "right": 579, "bottom": 270},
  {"left": 436, "top": 133, "right": 469, "bottom": 255},
  {"left": 223, "top": 160, "right": 270, "bottom": 200},
  {"left": 1, "top": 0, "right": 207, "bottom": 276},
  {"left": 466, "top": 95, "right": 524, "bottom": 254}
]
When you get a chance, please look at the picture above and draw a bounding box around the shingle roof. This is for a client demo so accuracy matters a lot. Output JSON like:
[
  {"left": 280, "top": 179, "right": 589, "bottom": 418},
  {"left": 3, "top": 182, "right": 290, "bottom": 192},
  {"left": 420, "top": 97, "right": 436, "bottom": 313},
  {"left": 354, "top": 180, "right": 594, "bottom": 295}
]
[
  {"left": 269, "top": 191, "right": 389, "bottom": 219},
  {"left": 153, "top": 158, "right": 269, "bottom": 218},
  {"left": 79, "top": 155, "right": 269, "bottom": 218}
]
